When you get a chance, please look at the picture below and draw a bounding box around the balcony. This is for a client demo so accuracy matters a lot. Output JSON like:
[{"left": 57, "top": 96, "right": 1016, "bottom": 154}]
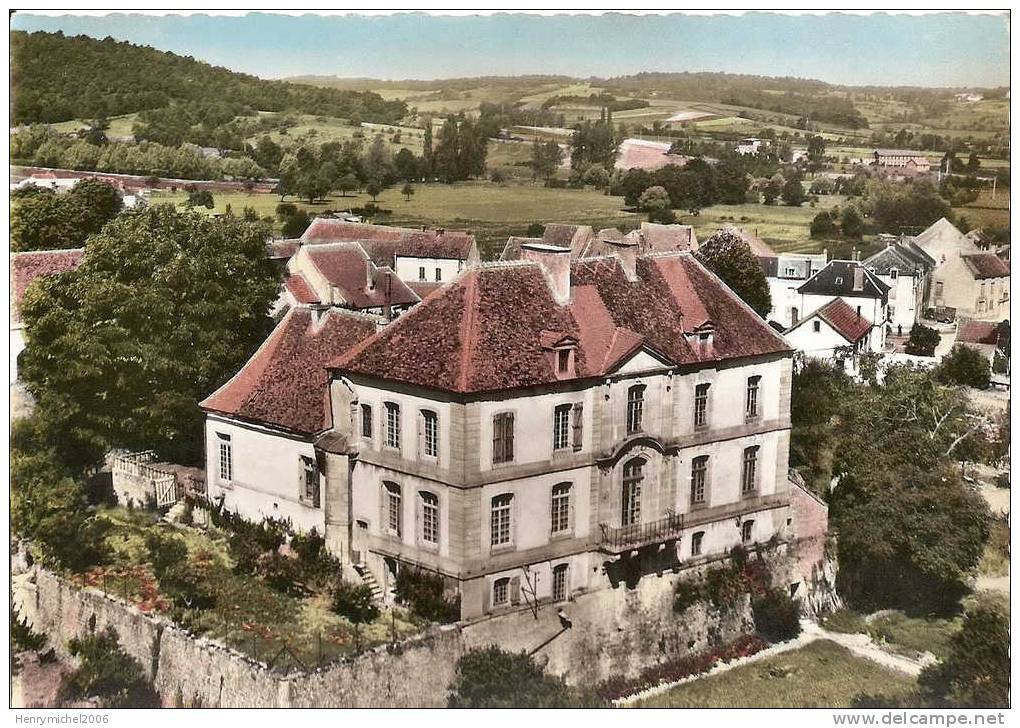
[{"left": 599, "top": 512, "right": 684, "bottom": 554}]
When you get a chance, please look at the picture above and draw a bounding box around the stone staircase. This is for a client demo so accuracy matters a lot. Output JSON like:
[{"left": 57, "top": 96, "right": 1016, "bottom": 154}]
[{"left": 352, "top": 562, "right": 386, "bottom": 604}]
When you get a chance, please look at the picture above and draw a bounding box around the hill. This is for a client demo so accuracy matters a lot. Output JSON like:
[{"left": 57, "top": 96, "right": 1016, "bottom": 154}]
[{"left": 11, "top": 31, "right": 407, "bottom": 125}]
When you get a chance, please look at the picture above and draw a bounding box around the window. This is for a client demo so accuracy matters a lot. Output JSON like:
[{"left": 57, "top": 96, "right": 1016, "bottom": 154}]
[
  {"left": 691, "top": 531, "right": 704, "bottom": 557},
  {"left": 420, "top": 491, "right": 438, "bottom": 545},
  {"left": 622, "top": 458, "right": 644, "bottom": 526},
  {"left": 571, "top": 402, "right": 583, "bottom": 450},
  {"left": 557, "top": 348, "right": 571, "bottom": 374},
  {"left": 492, "top": 412, "right": 515, "bottom": 464},
  {"left": 741, "top": 519, "right": 755, "bottom": 544},
  {"left": 812, "top": 320, "right": 821, "bottom": 333},
  {"left": 741, "top": 446, "right": 759, "bottom": 494},
  {"left": 301, "top": 456, "right": 319, "bottom": 507},
  {"left": 384, "top": 482, "right": 402, "bottom": 537},
  {"left": 890, "top": 268, "right": 899, "bottom": 280},
  {"left": 435, "top": 267, "right": 442, "bottom": 282},
  {"left": 690, "top": 455, "right": 708, "bottom": 505},
  {"left": 935, "top": 281, "right": 944, "bottom": 300},
  {"left": 490, "top": 494, "right": 513, "bottom": 547},
  {"left": 552, "top": 564, "right": 569, "bottom": 602},
  {"left": 385, "top": 402, "right": 401, "bottom": 449},
  {"left": 553, "top": 404, "right": 571, "bottom": 450},
  {"left": 856, "top": 305, "right": 862, "bottom": 316},
  {"left": 745, "top": 376, "right": 761, "bottom": 419},
  {"left": 551, "top": 483, "right": 571, "bottom": 535},
  {"left": 791, "top": 307, "right": 799, "bottom": 325},
  {"left": 694, "top": 383, "right": 710, "bottom": 428},
  {"left": 418, "top": 266, "right": 426, "bottom": 281},
  {"left": 360, "top": 403, "right": 373, "bottom": 439},
  {"left": 492, "top": 577, "right": 509, "bottom": 606},
  {"left": 627, "top": 384, "right": 645, "bottom": 434},
  {"left": 217, "top": 434, "right": 232, "bottom": 483},
  {"left": 421, "top": 409, "right": 438, "bottom": 459}
]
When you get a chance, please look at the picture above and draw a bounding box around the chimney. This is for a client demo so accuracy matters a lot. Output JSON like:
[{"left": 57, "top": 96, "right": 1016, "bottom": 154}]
[
  {"left": 366, "top": 260, "right": 375, "bottom": 291},
  {"left": 607, "top": 239, "right": 639, "bottom": 282},
  {"left": 853, "top": 266, "right": 865, "bottom": 292},
  {"left": 521, "top": 243, "right": 571, "bottom": 304}
]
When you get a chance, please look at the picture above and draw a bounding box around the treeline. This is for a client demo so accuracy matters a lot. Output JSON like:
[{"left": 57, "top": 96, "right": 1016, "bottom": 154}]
[
  {"left": 613, "top": 160, "right": 752, "bottom": 214},
  {"left": 131, "top": 101, "right": 289, "bottom": 150},
  {"left": 477, "top": 102, "right": 565, "bottom": 133},
  {"left": 11, "top": 126, "right": 265, "bottom": 181},
  {"left": 11, "top": 31, "right": 407, "bottom": 124},
  {"left": 721, "top": 90, "right": 869, "bottom": 129},
  {"left": 541, "top": 93, "right": 649, "bottom": 112}
]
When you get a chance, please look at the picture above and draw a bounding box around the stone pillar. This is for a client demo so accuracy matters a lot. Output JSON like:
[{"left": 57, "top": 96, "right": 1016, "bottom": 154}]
[{"left": 322, "top": 452, "right": 352, "bottom": 569}]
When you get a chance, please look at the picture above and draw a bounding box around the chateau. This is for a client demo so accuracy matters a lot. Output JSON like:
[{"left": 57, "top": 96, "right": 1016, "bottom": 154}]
[{"left": 202, "top": 241, "right": 805, "bottom": 619}]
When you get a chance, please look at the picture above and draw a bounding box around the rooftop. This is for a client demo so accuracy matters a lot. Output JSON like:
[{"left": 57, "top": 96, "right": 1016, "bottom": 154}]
[
  {"left": 201, "top": 308, "right": 378, "bottom": 434},
  {"left": 300, "top": 219, "right": 476, "bottom": 262},
  {"left": 798, "top": 260, "right": 890, "bottom": 301},
  {"left": 956, "top": 319, "right": 1001, "bottom": 346},
  {"left": 961, "top": 252, "right": 1010, "bottom": 279},
  {"left": 788, "top": 297, "right": 873, "bottom": 344},
  {"left": 11, "top": 247, "right": 85, "bottom": 324},
  {"left": 332, "top": 252, "right": 791, "bottom": 394},
  {"left": 302, "top": 243, "right": 420, "bottom": 309}
]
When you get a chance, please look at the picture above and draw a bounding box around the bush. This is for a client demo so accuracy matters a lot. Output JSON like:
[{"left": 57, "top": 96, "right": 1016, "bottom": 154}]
[
  {"left": 448, "top": 646, "right": 603, "bottom": 708},
  {"left": 821, "top": 608, "right": 867, "bottom": 634},
  {"left": 936, "top": 345, "right": 991, "bottom": 389},
  {"left": 752, "top": 589, "right": 802, "bottom": 642},
  {"left": 144, "top": 532, "right": 187, "bottom": 581},
  {"left": 904, "top": 323, "right": 940, "bottom": 357},
  {"left": 331, "top": 581, "right": 379, "bottom": 625},
  {"left": 11, "top": 606, "right": 47, "bottom": 653},
  {"left": 161, "top": 555, "right": 218, "bottom": 613},
  {"left": 255, "top": 552, "right": 305, "bottom": 596},
  {"left": 395, "top": 567, "right": 460, "bottom": 623},
  {"left": 59, "top": 627, "right": 160, "bottom": 708}
]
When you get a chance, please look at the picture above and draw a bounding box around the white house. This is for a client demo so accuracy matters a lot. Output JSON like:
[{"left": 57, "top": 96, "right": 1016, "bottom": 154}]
[
  {"left": 784, "top": 298, "right": 875, "bottom": 378},
  {"left": 736, "top": 138, "right": 765, "bottom": 156},
  {"left": 862, "top": 239, "right": 936, "bottom": 333},
  {"left": 794, "top": 260, "right": 889, "bottom": 353}
]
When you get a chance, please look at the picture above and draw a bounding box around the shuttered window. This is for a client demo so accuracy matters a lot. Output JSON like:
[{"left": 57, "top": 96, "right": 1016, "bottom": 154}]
[
  {"left": 550, "top": 483, "right": 571, "bottom": 534},
  {"left": 553, "top": 404, "right": 571, "bottom": 450}
]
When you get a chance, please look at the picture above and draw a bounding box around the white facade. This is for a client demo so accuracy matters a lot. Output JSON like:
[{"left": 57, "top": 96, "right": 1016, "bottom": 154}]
[
  {"left": 877, "top": 270, "right": 925, "bottom": 332},
  {"left": 394, "top": 255, "right": 466, "bottom": 284},
  {"left": 204, "top": 415, "right": 325, "bottom": 533},
  {"left": 798, "top": 292, "right": 887, "bottom": 353},
  {"left": 784, "top": 318, "right": 866, "bottom": 378}
]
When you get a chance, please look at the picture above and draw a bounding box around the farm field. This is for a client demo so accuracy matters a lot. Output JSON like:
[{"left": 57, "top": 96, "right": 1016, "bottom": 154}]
[
  {"left": 953, "top": 188, "right": 1010, "bottom": 231},
  {"left": 630, "top": 640, "right": 917, "bottom": 709},
  {"left": 151, "top": 183, "right": 859, "bottom": 259}
]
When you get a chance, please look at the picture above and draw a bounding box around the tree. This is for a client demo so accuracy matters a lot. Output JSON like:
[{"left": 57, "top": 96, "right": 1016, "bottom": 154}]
[
  {"left": 617, "top": 168, "right": 653, "bottom": 207},
  {"left": 365, "top": 178, "right": 384, "bottom": 202},
  {"left": 280, "top": 210, "right": 311, "bottom": 238},
  {"left": 782, "top": 176, "right": 805, "bottom": 206},
  {"left": 570, "top": 117, "right": 618, "bottom": 171},
  {"left": 966, "top": 151, "right": 981, "bottom": 172},
  {"left": 904, "top": 323, "right": 940, "bottom": 356},
  {"left": 695, "top": 230, "right": 772, "bottom": 317},
  {"left": 918, "top": 600, "right": 1009, "bottom": 707},
  {"left": 530, "top": 140, "right": 562, "bottom": 182},
  {"left": 331, "top": 582, "right": 379, "bottom": 625},
  {"left": 810, "top": 210, "right": 837, "bottom": 238},
  {"left": 394, "top": 147, "right": 418, "bottom": 181},
  {"left": 936, "top": 345, "right": 991, "bottom": 389},
  {"left": 839, "top": 206, "right": 864, "bottom": 240},
  {"left": 401, "top": 182, "right": 415, "bottom": 202},
  {"left": 337, "top": 173, "right": 359, "bottom": 197},
  {"left": 868, "top": 180, "right": 952, "bottom": 233},
  {"left": 806, "top": 134, "right": 826, "bottom": 164},
  {"left": 761, "top": 174, "right": 784, "bottom": 205},
  {"left": 59, "top": 627, "right": 160, "bottom": 708},
  {"left": 582, "top": 164, "right": 610, "bottom": 191},
  {"left": 185, "top": 188, "right": 215, "bottom": 209},
  {"left": 71, "top": 178, "right": 124, "bottom": 233},
  {"left": 252, "top": 136, "right": 283, "bottom": 175},
  {"left": 12, "top": 178, "right": 124, "bottom": 251},
  {"left": 20, "top": 206, "right": 280, "bottom": 466},
  {"left": 638, "top": 185, "right": 670, "bottom": 212},
  {"left": 448, "top": 647, "right": 602, "bottom": 708}
]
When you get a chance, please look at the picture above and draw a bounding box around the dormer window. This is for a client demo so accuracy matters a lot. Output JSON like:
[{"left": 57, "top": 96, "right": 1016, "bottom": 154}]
[
  {"left": 542, "top": 331, "right": 578, "bottom": 379},
  {"left": 557, "top": 349, "right": 571, "bottom": 374},
  {"left": 889, "top": 268, "right": 899, "bottom": 280}
]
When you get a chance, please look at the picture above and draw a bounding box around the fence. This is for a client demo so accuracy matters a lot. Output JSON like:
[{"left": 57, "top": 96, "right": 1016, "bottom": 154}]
[{"left": 111, "top": 451, "right": 179, "bottom": 509}]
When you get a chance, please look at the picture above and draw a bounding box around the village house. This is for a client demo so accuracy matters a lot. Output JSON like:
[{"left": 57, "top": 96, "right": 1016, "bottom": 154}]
[
  {"left": 793, "top": 260, "right": 890, "bottom": 353},
  {"left": 736, "top": 138, "right": 765, "bottom": 156},
  {"left": 862, "top": 238, "right": 936, "bottom": 333},
  {"left": 911, "top": 217, "right": 979, "bottom": 265},
  {"left": 500, "top": 222, "right": 698, "bottom": 262},
  {"left": 10, "top": 248, "right": 85, "bottom": 382},
  {"left": 202, "top": 245, "right": 802, "bottom": 620},
  {"left": 928, "top": 251, "right": 1010, "bottom": 321},
  {"left": 783, "top": 298, "right": 875, "bottom": 378},
  {"left": 871, "top": 149, "right": 932, "bottom": 177},
  {"left": 954, "top": 319, "right": 1007, "bottom": 372}
]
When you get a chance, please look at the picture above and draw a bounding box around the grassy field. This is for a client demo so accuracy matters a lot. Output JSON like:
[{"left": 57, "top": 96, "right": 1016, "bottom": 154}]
[
  {"left": 153, "top": 181, "right": 853, "bottom": 259},
  {"left": 953, "top": 188, "right": 1010, "bottom": 231},
  {"left": 631, "top": 640, "right": 916, "bottom": 708}
]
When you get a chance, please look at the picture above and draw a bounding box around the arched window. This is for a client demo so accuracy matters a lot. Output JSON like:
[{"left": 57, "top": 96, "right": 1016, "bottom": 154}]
[
  {"left": 419, "top": 491, "right": 439, "bottom": 545},
  {"left": 622, "top": 457, "right": 644, "bottom": 527},
  {"left": 490, "top": 493, "right": 514, "bottom": 546},
  {"left": 627, "top": 384, "right": 646, "bottom": 434},
  {"left": 383, "top": 481, "right": 402, "bottom": 537},
  {"left": 741, "top": 446, "right": 760, "bottom": 494}
]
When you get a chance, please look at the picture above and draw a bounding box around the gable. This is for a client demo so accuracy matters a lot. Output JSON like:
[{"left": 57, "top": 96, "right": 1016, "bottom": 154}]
[{"left": 610, "top": 347, "right": 674, "bottom": 375}]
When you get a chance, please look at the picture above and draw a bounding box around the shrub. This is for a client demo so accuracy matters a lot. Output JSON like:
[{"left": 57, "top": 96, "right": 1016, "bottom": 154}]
[
  {"left": 936, "top": 345, "right": 991, "bottom": 389},
  {"left": 821, "top": 608, "right": 867, "bottom": 634},
  {"left": 144, "top": 532, "right": 187, "bottom": 581},
  {"left": 672, "top": 578, "right": 703, "bottom": 615},
  {"left": 395, "top": 567, "right": 460, "bottom": 623},
  {"left": 905, "top": 323, "right": 940, "bottom": 357},
  {"left": 58, "top": 627, "right": 160, "bottom": 708},
  {"left": 331, "top": 581, "right": 379, "bottom": 625},
  {"left": 752, "top": 589, "right": 802, "bottom": 642},
  {"left": 11, "top": 606, "right": 47, "bottom": 653},
  {"left": 255, "top": 551, "right": 305, "bottom": 596},
  {"left": 161, "top": 556, "right": 218, "bottom": 612},
  {"left": 448, "top": 646, "right": 603, "bottom": 708}
]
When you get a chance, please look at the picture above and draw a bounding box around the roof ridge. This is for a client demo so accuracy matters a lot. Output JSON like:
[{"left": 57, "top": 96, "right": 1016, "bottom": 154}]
[
  {"left": 456, "top": 270, "right": 480, "bottom": 392},
  {"left": 11, "top": 246, "right": 86, "bottom": 257}
]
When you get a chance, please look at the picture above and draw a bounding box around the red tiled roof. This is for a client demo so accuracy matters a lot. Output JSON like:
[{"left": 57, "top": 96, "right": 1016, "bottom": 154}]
[
  {"left": 397, "top": 231, "right": 475, "bottom": 260},
  {"left": 284, "top": 273, "right": 320, "bottom": 305},
  {"left": 302, "top": 220, "right": 476, "bottom": 262},
  {"left": 724, "top": 226, "right": 776, "bottom": 258},
  {"left": 957, "top": 320, "right": 999, "bottom": 346},
  {"left": 332, "top": 253, "right": 790, "bottom": 394},
  {"left": 407, "top": 281, "right": 444, "bottom": 299},
  {"left": 793, "top": 297, "right": 872, "bottom": 343},
  {"left": 268, "top": 238, "right": 301, "bottom": 260},
  {"left": 11, "top": 248, "right": 85, "bottom": 324},
  {"left": 301, "top": 219, "right": 406, "bottom": 244},
  {"left": 304, "top": 244, "right": 420, "bottom": 309},
  {"left": 201, "top": 308, "right": 377, "bottom": 434},
  {"left": 961, "top": 253, "right": 1010, "bottom": 279}
]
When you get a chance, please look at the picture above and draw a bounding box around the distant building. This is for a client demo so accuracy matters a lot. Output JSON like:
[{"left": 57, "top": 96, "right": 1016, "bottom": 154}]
[
  {"left": 736, "top": 138, "right": 765, "bottom": 156},
  {"left": 872, "top": 149, "right": 932, "bottom": 176},
  {"left": 954, "top": 93, "right": 983, "bottom": 103},
  {"left": 862, "top": 239, "right": 936, "bottom": 331},
  {"left": 10, "top": 248, "right": 85, "bottom": 382},
  {"left": 911, "top": 218, "right": 979, "bottom": 265}
]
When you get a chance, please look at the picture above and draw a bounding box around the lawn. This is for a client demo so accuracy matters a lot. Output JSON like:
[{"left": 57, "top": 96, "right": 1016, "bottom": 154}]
[
  {"left": 631, "top": 640, "right": 917, "bottom": 708},
  {"left": 85, "top": 506, "right": 422, "bottom": 672}
]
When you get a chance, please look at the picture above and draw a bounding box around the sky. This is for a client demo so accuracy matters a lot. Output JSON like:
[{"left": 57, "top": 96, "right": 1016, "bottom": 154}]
[{"left": 10, "top": 11, "right": 1010, "bottom": 88}]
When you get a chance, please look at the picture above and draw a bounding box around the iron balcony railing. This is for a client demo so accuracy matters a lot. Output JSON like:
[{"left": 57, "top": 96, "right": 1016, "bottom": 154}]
[{"left": 599, "top": 512, "right": 684, "bottom": 552}]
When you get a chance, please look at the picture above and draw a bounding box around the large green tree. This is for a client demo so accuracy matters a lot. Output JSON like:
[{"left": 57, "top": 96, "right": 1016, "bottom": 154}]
[
  {"left": 20, "top": 205, "right": 280, "bottom": 467},
  {"left": 12, "top": 178, "right": 124, "bottom": 251},
  {"left": 695, "top": 229, "right": 772, "bottom": 317}
]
